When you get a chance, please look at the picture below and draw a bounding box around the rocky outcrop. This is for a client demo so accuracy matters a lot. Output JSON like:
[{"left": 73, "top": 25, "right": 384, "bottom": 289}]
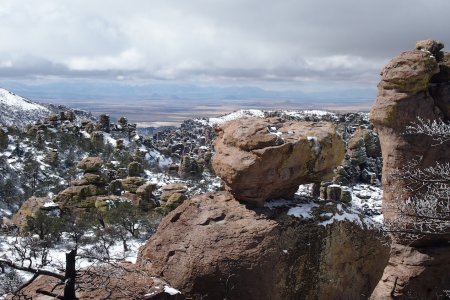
[
  {"left": 11, "top": 196, "right": 59, "bottom": 229},
  {"left": 371, "top": 243, "right": 450, "bottom": 299},
  {"left": 138, "top": 191, "right": 388, "bottom": 299},
  {"left": 370, "top": 40, "right": 450, "bottom": 298},
  {"left": 159, "top": 183, "right": 187, "bottom": 212},
  {"left": 55, "top": 157, "right": 107, "bottom": 211},
  {"left": 212, "top": 118, "right": 345, "bottom": 206},
  {"left": 370, "top": 40, "right": 450, "bottom": 243}
]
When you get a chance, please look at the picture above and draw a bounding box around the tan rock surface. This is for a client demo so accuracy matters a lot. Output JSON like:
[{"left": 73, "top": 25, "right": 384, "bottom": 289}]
[
  {"left": 370, "top": 243, "right": 450, "bottom": 299},
  {"left": 138, "top": 191, "right": 388, "bottom": 299},
  {"left": 212, "top": 118, "right": 345, "bottom": 206},
  {"left": 370, "top": 42, "right": 450, "bottom": 245},
  {"left": 77, "top": 156, "right": 104, "bottom": 172},
  {"left": 11, "top": 196, "right": 53, "bottom": 228}
]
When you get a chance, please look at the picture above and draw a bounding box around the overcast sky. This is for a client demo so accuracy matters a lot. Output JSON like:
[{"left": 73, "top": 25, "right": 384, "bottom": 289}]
[{"left": 1, "top": 0, "right": 450, "bottom": 97}]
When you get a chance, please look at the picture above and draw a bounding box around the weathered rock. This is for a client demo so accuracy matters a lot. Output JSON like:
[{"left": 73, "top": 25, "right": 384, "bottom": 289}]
[
  {"left": 159, "top": 184, "right": 188, "bottom": 212},
  {"left": 348, "top": 138, "right": 368, "bottom": 165},
  {"left": 370, "top": 40, "right": 450, "bottom": 298},
  {"left": 138, "top": 191, "right": 388, "bottom": 299},
  {"left": 213, "top": 118, "right": 345, "bottom": 206},
  {"left": 160, "top": 184, "right": 187, "bottom": 202},
  {"left": 11, "top": 196, "right": 57, "bottom": 229},
  {"left": 136, "top": 182, "right": 158, "bottom": 210},
  {"left": 63, "top": 110, "right": 76, "bottom": 122},
  {"left": 370, "top": 243, "right": 450, "bottom": 299},
  {"left": 122, "top": 177, "right": 146, "bottom": 193},
  {"left": 415, "top": 39, "right": 444, "bottom": 56},
  {"left": 9, "top": 264, "right": 185, "bottom": 300},
  {"left": 83, "top": 172, "right": 106, "bottom": 185},
  {"left": 178, "top": 155, "right": 202, "bottom": 178},
  {"left": 97, "top": 114, "right": 110, "bottom": 133},
  {"left": 91, "top": 131, "right": 104, "bottom": 146},
  {"left": 117, "top": 116, "right": 128, "bottom": 127},
  {"left": 109, "top": 179, "right": 124, "bottom": 196},
  {"left": 376, "top": 50, "right": 439, "bottom": 94},
  {"left": 348, "top": 128, "right": 381, "bottom": 159},
  {"left": 371, "top": 41, "right": 450, "bottom": 245},
  {"left": 44, "top": 149, "right": 59, "bottom": 166},
  {"left": 77, "top": 157, "right": 104, "bottom": 172},
  {"left": 57, "top": 185, "right": 99, "bottom": 201}
]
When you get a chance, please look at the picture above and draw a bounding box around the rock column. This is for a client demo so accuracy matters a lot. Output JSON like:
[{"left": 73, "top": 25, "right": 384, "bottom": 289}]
[{"left": 370, "top": 40, "right": 450, "bottom": 298}]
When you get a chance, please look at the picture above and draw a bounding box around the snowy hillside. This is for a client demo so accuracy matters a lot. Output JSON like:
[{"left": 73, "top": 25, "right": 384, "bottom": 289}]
[{"left": 0, "top": 88, "right": 51, "bottom": 127}]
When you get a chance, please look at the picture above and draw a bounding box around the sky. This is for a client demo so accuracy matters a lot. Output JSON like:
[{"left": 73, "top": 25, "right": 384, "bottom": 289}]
[{"left": 1, "top": 0, "right": 450, "bottom": 102}]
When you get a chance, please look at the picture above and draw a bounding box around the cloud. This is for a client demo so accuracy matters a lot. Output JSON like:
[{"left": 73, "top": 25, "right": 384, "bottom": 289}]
[{"left": 0, "top": 0, "right": 449, "bottom": 89}]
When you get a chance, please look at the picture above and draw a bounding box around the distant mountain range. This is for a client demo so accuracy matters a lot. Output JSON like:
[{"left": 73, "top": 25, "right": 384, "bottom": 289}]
[{"left": 2, "top": 81, "right": 376, "bottom": 103}]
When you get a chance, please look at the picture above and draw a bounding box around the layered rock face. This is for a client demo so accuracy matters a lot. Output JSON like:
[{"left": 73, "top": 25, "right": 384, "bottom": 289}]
[
  {"left": 212, "top": 118, "right": 345, "bottom": 206},
  {"left": 138, "top": 191, "right": 388, "bottom": 300},
  {"left": 370, "top": 40, "right": 450, "bottom": 298}
]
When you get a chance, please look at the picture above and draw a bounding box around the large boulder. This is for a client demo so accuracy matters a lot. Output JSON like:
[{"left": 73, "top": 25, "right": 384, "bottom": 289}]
[
  {"left": 122, "top": 177, "right": 146, "bottom": 193},
  {"left": 137, "top": 191, "right": 388, "bottom": 299},
  {"left": 77, "top": 157, "right": 104, "bottom": 172},
  {"left": 212, "top": 118, "right": 345, "bottom": 206},
  {"left": 11, "top": 197, "right": 59, "bottom": 229}
]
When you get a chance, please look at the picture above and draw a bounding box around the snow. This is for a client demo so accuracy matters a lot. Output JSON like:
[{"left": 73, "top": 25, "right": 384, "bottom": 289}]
[
  {"left": 0, "top": 88, "right": 51, "bottom": 127},
  {"left": 351, "top": 184, "right": 383, "bottom": 224},
  {"left": 207, "top": 109, "right": 265, "bottom": 126},
  {"left": 42, "top": 201, "right": 59, "bottom": 208},
  {"left": 103, "top": 133, "right": 117, "bottom": 146},
  {"left": 80, "top": 130, "right": 91, "bottom": 139},
  {"left": 319, "top": 203, "right": 363, "bottom": 227},
  {"left": 287, "top": 202, "right": 320, "bottom": 219},
  {"left": 164, "top": 285, "right": 181, "bottom": 295},
  {"left": 282, "top": 110, "right": 337, "bottom": 120},
  {"left": 0, "top": 88, "right": 48, "bottom": 112}
]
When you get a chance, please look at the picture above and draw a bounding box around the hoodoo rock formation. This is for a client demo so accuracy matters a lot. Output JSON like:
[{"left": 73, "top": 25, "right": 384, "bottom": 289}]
[
  {"left": 212, "top": 117, "right": 345, "bottom": 206},
  {"left": 134, "top": 117, "right": 386, "bottom": 299},
  {"left": 370, "top": 40, "right": 450, "bottom": 298}
]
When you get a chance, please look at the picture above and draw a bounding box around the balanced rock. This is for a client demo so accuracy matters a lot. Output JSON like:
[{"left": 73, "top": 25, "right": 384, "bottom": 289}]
[
  {"left": 77, "top": 157, "right": 104, "bottom": 172},
  {"left": 212, "top": 118, "right": 345, "bottom": 206},
  {"left": 138, "top": 191, "right": 388, "bottom": 299},
  {"left": 415, "top": 39, "right": 444, "bottom": 56}
]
